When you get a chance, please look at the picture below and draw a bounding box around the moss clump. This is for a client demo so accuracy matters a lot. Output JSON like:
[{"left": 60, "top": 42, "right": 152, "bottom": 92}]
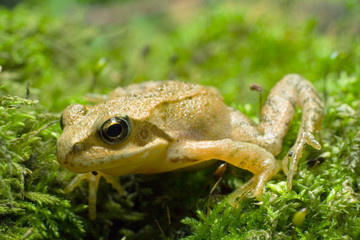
[{"left": 0, "top": 96, "right": 85, "bottom": 239}]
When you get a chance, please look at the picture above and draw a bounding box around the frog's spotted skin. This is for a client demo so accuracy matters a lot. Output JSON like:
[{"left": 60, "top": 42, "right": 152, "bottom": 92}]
[{"left": 57, "top": 74, "right": 323, "bottom": 219}]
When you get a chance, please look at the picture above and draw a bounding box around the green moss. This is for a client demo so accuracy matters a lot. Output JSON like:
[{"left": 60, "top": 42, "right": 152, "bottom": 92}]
[
  {"left": 1, "top": 0, "right": 360, "bottom": 239},
  {"left": 0, "top": 96, "right": 85, "bottom": 239}
]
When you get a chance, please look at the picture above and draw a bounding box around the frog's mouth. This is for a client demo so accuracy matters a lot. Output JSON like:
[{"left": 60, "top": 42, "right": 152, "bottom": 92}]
[
  {"left": 57, "top": 145, "right": 147, "bottom": 175},
  {"left": 57, "top": 138, "right": 169, "bottom": 176}
]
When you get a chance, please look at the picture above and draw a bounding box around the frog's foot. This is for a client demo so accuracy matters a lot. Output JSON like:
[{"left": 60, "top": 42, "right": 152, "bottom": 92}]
[
  {"left": 64, "top": 171, "right": 123, "bottom": 220},
  {"left": 228, "top": 167, "right": 279, "bottom": 207},
  {"left": 283, "top": 129, "right": 321, "bottom": 190},
  {"left": 228, "top": 177, "right": 257, "bottom": 207}
]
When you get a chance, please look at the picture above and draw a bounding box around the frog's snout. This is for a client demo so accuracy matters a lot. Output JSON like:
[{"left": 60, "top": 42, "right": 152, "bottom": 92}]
[
  {"left": 56, "top": 134, "right": 83, "bottom": 171},
  {"left": 56, "top": 138, "right": 71, "bottom": 168}
]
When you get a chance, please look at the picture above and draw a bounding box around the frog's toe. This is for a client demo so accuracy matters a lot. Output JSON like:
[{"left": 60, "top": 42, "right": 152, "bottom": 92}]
[
  {"left": 64, "top": 173, "right": 92, "bottom": 194},
  {"left": 228, "top": 168, "right": 278, "bottom": 206},
  {"left": 285, "top": 146, "right": 303, "bottom": 190},
  {"left": 227, "top": 177, "right": 257, "bottom": 206},
  {"left": 304, "top": 131, "right": 321, "bottom": 150},
  {"left": 284, "top": 131, "right": 321, "bottom": 190},
  {"left": 282, "top": 151, "right": 291, "bottom": 174}
]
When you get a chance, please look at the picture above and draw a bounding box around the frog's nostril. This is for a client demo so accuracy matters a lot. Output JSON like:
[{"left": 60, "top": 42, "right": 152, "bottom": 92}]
[{"left": 72, "top": 142, "right": 83, "bottom": 152}]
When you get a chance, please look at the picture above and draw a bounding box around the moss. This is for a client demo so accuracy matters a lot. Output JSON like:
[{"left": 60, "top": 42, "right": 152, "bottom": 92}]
[
  {"left": 0, "top": 96, "right": 85, "bottom": 239},
  {"left": 1, "top": 0, "right": 360, "bottom": 239}
]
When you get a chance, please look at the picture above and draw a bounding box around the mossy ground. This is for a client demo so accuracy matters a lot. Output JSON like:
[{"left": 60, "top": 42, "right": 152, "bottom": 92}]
[{"left": 1, "top": 0, "right": 360, "bottom": 239}]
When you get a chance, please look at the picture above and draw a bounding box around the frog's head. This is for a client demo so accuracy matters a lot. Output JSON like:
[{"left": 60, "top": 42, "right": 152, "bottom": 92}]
[{"left": 57, "top": 98, "right": 171, "bottom": 176}]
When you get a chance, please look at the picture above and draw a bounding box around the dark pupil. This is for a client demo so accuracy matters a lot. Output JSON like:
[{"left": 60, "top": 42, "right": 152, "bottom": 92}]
[
  {"left": 100, "top": 116, "right": 131, "bottom": 144},
  {"left": 106, "top": 124, "right": 123, "bottom": 138}
]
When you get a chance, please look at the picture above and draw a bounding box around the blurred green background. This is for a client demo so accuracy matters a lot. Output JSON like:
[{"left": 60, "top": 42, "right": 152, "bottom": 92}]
[
  {"left": 1, "top": 0, "right": 360, "bottom": 239},
  {"left": 2, "top": 0, "right": 359, "bottom": 112}
]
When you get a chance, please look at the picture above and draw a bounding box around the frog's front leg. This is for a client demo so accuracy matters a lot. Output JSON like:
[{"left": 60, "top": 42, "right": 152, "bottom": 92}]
[
  {"left": 65, "top": 172, "right": 124, "bottom": 220},
  {"left": 167, "top": 139, "right": 281, "bottom": 205}
]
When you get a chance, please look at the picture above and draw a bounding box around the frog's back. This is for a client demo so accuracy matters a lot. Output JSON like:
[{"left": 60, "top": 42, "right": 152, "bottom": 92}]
[
  {"left": 107, "top": 81, "right": 232, "bottom": 141},
  {"left": 110, "top": 81, "right": 217, "bottom": 100}
]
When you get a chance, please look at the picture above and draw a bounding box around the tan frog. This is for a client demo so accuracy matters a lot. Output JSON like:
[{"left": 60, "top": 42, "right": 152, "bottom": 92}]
[{"left": 57, "top": 74, "right": 323, "bottom": 219}]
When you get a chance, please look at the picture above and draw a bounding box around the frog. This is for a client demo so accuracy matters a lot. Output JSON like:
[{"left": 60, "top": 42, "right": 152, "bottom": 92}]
[{"left": 57, "top": 74, "right": 323, "bottom": 219}]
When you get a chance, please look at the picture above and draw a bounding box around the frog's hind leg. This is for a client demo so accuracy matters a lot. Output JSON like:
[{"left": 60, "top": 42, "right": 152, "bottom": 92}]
[
  {"left": 232, "top": 74, "right": 323, "bottom": 190},
  {"left": 65, "top": 172, "right": 123, "bottom": 220},
  {"left": 273, "top": 75, "right": 323, "bottom": 189}
]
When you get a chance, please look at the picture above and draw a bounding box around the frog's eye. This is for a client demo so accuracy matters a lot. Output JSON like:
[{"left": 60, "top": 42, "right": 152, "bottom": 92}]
[
  {"left": 60, "top": 114, "right": 65, "bottom": 130},
  {"left": 100, "top": 116, "right": 131, "bottom": 144}
]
